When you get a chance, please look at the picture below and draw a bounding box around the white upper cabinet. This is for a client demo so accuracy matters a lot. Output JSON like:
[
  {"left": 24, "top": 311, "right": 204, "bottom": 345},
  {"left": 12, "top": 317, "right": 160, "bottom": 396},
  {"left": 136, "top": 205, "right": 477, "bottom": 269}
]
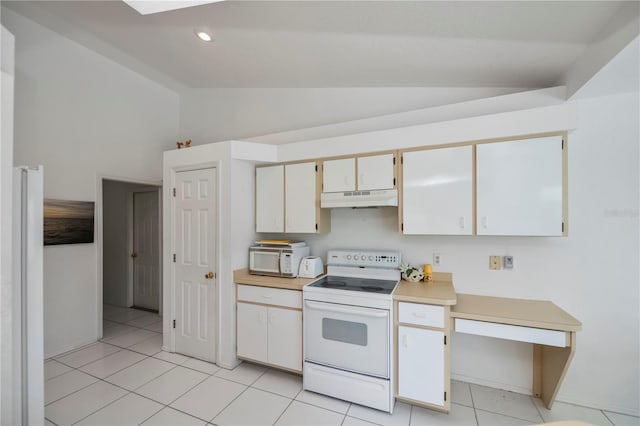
[
  {"left": 322, "top": 158, "right": 356, "bottom": 192},
  {"left": 402, "top": 146, "right": 473, "bottom": 235},
  {"left": 323, "top": 153, "right": 396, "bottom": 193},
  {"left": 256, "top": 161, "right": 329, "bottom": 234},
  {"left": 285, "top": 162, "right": 317, "bottom": 233},
  {"left": 255, "top": 165, "right": 284, "bottom": 233},
  {"left": 358, "top": 154, "right": 395, "bottom": 190},
  {"left": 476, "top": 136, "right": 564, "bottom": 236}
]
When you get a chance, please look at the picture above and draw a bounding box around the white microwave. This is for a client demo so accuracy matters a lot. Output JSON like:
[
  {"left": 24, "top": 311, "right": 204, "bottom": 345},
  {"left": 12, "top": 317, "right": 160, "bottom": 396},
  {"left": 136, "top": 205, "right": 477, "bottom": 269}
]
[{"left": 249, "top": 245, "right": 310, "bottom": 278}]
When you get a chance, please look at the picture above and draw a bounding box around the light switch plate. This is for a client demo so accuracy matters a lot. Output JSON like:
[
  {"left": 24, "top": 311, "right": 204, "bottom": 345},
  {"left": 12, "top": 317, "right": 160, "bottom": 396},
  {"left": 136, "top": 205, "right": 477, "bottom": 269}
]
[
  {"left": 489, "top": 256, "right": 501, "bottom": 270},
  {"left": 504, "top": 256, "right": 514, "bottom": 269}
]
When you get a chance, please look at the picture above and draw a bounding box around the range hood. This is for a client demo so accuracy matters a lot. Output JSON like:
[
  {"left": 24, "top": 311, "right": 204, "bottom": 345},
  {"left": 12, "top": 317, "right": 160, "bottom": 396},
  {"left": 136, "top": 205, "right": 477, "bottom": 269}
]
[{"left": 321, "top": 189, "right": 398, "bottom": 208}]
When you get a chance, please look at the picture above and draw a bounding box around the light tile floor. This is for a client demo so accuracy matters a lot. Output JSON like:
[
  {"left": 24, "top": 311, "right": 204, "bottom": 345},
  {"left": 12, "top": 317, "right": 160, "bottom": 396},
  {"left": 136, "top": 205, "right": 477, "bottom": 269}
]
[{"left": 42, "top": 305, "right": 639, "bottom": 426}]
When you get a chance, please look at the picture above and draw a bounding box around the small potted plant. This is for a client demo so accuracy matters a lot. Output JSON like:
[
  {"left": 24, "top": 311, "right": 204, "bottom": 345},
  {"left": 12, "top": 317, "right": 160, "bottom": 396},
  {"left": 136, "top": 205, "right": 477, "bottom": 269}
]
[{"left": 400, "top": 263, "right": 424, "bottom": 282}]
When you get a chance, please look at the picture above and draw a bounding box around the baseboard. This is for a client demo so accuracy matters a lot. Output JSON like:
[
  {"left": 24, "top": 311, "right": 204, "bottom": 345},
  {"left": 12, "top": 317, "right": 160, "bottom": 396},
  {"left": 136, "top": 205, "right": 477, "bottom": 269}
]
[
  {"left": 217, "top": 358, "right": 242, "bottom": 370},
  {"left": 451, "top": 373, "right": 640, "bottom": 417},
  {"left": 451, "top": 373, "right": 532, "bottom": 395},
  {"left": 45, "top": 338, "right": 98, "bottom": 359},
  {"left": 553, "top": 395, "right": 640, "bottom": 418}
]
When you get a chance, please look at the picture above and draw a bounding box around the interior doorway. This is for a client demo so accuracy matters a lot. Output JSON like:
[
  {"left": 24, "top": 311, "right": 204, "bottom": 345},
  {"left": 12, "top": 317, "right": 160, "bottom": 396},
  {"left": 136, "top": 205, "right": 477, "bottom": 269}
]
[
  {"left": 99, "top": 178, "right": 162, "bottom": 338},
  {"left": 132, "top": 190, "right": 160, "bottom": 311}
]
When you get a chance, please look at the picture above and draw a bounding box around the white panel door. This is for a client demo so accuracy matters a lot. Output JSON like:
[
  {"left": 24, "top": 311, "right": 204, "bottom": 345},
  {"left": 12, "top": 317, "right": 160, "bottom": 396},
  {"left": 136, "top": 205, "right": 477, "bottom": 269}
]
[
  {"left": 403, "top": 146, "right": 473, "bottom": 235},
  {"left": 267, "top": 307, "right": 302, "bottom": 371},
  {"left": 358, "top": 154, "right": 395, "bottom": 190},
  {"left": 174, "top": 168, "right": 216, "bottom": 362},
  {"left": 323, "top": 158, "right": 355, "bottom": 192},
  {"left": 285, "top": 162, "right": 317, "bottom": 233},
  {"left": 133, "top": 191, "right": 159, "bottom": 311},
  {"left": 236, "top": 302, "right": 268, "bottom": 362},
  {"left": 476, "top": 136, "right": 563, "bottom": 236},
  {"left": 398, "top": 326, "right": 445, "bottom": 406},
  {"left": 256, "top": 165, "right": 284, "bottom": 232}
]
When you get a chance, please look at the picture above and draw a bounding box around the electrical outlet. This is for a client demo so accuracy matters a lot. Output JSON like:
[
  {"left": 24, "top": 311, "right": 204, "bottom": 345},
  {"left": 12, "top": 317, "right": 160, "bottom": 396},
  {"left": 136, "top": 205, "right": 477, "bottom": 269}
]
[
  {"left": 503, "top": 256, "right": 514, "bottom": 269},
  {"left": 489, "top": 256, "right": 501, "bottom": 270},
  {"left": 433, "top": 253, "right": 441, "bottom": 266}
]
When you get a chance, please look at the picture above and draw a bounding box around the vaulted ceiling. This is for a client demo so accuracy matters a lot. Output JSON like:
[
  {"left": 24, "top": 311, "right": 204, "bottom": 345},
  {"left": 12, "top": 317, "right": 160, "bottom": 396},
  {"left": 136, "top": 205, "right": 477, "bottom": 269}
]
[{"left": 2, "top": 1, "right": 635, "bottom": 90}]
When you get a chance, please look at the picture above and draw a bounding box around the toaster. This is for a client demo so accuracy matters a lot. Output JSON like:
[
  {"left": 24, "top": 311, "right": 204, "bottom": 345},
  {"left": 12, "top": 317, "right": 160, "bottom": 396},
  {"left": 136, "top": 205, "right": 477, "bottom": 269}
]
[{"left": 298, "top": 256, "right": 324, "bottom": 278}]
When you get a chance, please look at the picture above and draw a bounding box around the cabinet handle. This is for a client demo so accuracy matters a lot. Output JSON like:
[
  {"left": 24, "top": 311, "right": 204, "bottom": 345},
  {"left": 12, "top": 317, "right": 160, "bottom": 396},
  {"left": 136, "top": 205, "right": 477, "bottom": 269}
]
[
  {"left": 259, "top": 312, "right": 267, "bottom": 323},
  {"left": 412, "top": 312, "right": 426, "bottom": 318},
  {"left": 482, "top": 216, "right": 489, "bottom": 229},
  {"left": 262, "top": 295, "right": 272, "bottom": 299},
  {"left": 268, "top": 312, "right": 273, "bottom": 325},
  {"left": 344, "top": 176, "right": 350, "bottom": 186},
  {"left": 458, "top": 216, "right": 465, "bottom": 228},
  {"left": 402, "top": 334, "right": 409, "bottom": 348}
]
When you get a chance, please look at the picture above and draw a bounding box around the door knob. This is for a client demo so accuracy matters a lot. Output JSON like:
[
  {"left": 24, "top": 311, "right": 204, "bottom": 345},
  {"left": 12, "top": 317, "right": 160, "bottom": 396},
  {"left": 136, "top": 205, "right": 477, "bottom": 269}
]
[
  {"left": 205, "top": 272, "right": 215, "bottom": 279},
  {"left": 131, "top": 252, "right": 138, "bottom": 258}
]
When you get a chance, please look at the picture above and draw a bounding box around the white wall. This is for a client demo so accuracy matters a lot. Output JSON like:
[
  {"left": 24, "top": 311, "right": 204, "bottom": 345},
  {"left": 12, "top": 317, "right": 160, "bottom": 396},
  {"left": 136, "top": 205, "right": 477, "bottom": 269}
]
[
  {"left": 179, "top": 87, "right": 526, "bottom": 144},
  {"left": 1, "top": 8, "right": 180, "bottom": 357}
]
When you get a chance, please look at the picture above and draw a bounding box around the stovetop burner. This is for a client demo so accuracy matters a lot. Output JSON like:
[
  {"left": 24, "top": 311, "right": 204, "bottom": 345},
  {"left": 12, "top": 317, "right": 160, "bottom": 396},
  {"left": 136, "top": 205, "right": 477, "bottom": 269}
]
[{"left": 308, "top": 275, "right": 398, "bottom": 295}]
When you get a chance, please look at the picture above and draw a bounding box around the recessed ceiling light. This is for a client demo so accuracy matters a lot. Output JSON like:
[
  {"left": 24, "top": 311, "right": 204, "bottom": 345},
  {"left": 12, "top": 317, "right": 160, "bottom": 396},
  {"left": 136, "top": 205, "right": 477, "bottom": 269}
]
[{"left": 195, "top": 30, "right": 213, "bottom": 42}]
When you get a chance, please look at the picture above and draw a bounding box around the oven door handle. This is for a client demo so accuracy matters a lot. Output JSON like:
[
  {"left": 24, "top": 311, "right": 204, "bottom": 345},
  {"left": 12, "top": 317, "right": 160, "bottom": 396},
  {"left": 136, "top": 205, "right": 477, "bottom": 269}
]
[{"left": 304, "top": 300, "right": 388, "bottom": 318}]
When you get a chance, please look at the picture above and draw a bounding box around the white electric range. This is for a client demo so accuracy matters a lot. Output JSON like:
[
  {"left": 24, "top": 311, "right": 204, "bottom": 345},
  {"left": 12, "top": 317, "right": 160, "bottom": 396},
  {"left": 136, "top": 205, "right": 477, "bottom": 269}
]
[{"left": 302, "top": 249, "right": 401, "bottom": 413}]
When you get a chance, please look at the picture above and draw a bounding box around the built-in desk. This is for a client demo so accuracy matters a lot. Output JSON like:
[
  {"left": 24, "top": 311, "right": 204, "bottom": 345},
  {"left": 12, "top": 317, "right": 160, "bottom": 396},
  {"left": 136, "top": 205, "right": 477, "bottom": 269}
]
[{"left": 451, "top": 294, "right": 582, "bottom": 409}]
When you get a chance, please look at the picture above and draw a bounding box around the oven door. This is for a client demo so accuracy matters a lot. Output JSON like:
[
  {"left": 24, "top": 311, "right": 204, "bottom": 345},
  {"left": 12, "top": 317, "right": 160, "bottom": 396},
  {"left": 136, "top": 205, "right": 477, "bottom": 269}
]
[{"left": 304, "top": 300, "right": 389, "bottom": 378}]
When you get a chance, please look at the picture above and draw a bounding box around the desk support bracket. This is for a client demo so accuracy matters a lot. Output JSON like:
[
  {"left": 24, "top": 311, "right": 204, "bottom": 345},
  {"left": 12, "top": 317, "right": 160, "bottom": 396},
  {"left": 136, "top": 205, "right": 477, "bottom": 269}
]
[{"left": 532, "top": 331, "right": 576, "bottom": 409}]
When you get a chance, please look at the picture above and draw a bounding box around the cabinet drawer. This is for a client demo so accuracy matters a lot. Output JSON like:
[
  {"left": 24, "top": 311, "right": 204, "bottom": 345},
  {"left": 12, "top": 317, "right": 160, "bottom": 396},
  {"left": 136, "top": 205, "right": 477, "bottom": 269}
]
[
  {"left": 454, "top": 318, "right": 567, "bottom": 347},
  {"left": 237, "top": 285, "right": 301, "bottom": 309},
  {"left": 398, "top": 302, "right": 444, "bottom": 328}
]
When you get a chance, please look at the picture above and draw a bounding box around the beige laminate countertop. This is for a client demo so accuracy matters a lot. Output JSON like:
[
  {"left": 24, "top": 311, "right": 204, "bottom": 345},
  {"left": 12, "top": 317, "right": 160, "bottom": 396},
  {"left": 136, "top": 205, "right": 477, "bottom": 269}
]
[
  {"left": 451, "top": 293, "right": 582, "bottom": 332},
  {"left": 392, "top": 272, "right": 457, "bottom": 305},
  {"left": 393, "top": 280, "right": 457, "bottom": 305},
  {"left": 233, "top": 268, "right": 325, "bottom": 291}
]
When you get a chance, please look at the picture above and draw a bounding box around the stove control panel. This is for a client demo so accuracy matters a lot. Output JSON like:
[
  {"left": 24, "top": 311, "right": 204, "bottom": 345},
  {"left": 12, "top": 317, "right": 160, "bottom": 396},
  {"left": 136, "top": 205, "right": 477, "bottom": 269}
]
[{"left": 326, "top": 249, "right": 401, "bottom": 268}]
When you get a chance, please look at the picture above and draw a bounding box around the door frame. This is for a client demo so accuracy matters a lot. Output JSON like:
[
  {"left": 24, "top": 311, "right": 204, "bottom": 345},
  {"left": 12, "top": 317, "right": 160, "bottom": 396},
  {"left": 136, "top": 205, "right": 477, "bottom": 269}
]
[
  {"left": 96, "top": 174, "right": 162, "bottom": 340},
  {"left": 127, "top": 188, "right": 162, "bottom": 312},
  {"left": 166, "top": 163, "right": 220, "bottom": 358}
]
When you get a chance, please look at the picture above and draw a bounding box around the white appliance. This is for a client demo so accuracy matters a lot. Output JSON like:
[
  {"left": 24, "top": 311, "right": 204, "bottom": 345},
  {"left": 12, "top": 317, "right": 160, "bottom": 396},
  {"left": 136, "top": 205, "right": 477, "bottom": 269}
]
[
  {"left": 303, "top": 249, "right": 401, "bottom": 413},
  {"left": 249, "top": 241, "right": 310, "bottom": 278},
  {"left": 298, "top": 256, "right": 323, "bottom": 278},
  {"left": 9, "top": 166, "right": 44, "bottom": 425},
  {"left": 320, "top": 189, "right": 398, "bottom": 208}
]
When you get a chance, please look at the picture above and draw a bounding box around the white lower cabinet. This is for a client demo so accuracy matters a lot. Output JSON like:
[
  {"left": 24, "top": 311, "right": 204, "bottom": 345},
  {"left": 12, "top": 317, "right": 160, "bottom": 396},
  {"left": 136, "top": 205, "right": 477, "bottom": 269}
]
[
  {"left": 236, "top": 285, "right": 302, "bottom": 372},
  {"left": 267, "top": 308, "right": 302, "bottom": 370},
  {"left": 396, "top": 301, "right": 449, "bottom": 411},
  {"left": 237, "top": 303, "right": 268, "bottom": 362},
  {"left": 398, "top": 326, "right": 445, "bottom": 406}
]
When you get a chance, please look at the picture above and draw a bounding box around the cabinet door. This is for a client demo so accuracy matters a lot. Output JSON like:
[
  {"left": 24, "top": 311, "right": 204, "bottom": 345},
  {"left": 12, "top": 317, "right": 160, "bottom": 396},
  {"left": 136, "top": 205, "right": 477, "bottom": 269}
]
[
  {"left": 323, "top": 158, "right": 356, "bottom": 192},
  {"left": 256, "top": 165, "right": 284, "bottom": 232},
  {"left": 358, "top": 154, "right": 395, "bottom": 190},
  {"left": 476, "top": 136, "right": 563, "bottom": 236},
  {"left": 398, "top": 326, "right": 445, "bottom": 406},
  {"left": 403, "top": 146, "right": 472, "bottom": 235},
  {"left": 285, "top": 162, "right": 317, "bottom": 233},
  {"left": 267, "top": 307, "right": 302, "bottom": 371},
  {"left": 237, "top": 303, "right": 268, "bottom": 362}
]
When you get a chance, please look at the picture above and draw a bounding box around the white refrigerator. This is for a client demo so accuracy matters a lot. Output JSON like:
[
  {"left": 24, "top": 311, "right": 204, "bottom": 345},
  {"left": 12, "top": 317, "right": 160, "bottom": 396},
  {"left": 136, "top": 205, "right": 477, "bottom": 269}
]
[{"left": 10, "top": 165, "right": 44, "bottom": 425}]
